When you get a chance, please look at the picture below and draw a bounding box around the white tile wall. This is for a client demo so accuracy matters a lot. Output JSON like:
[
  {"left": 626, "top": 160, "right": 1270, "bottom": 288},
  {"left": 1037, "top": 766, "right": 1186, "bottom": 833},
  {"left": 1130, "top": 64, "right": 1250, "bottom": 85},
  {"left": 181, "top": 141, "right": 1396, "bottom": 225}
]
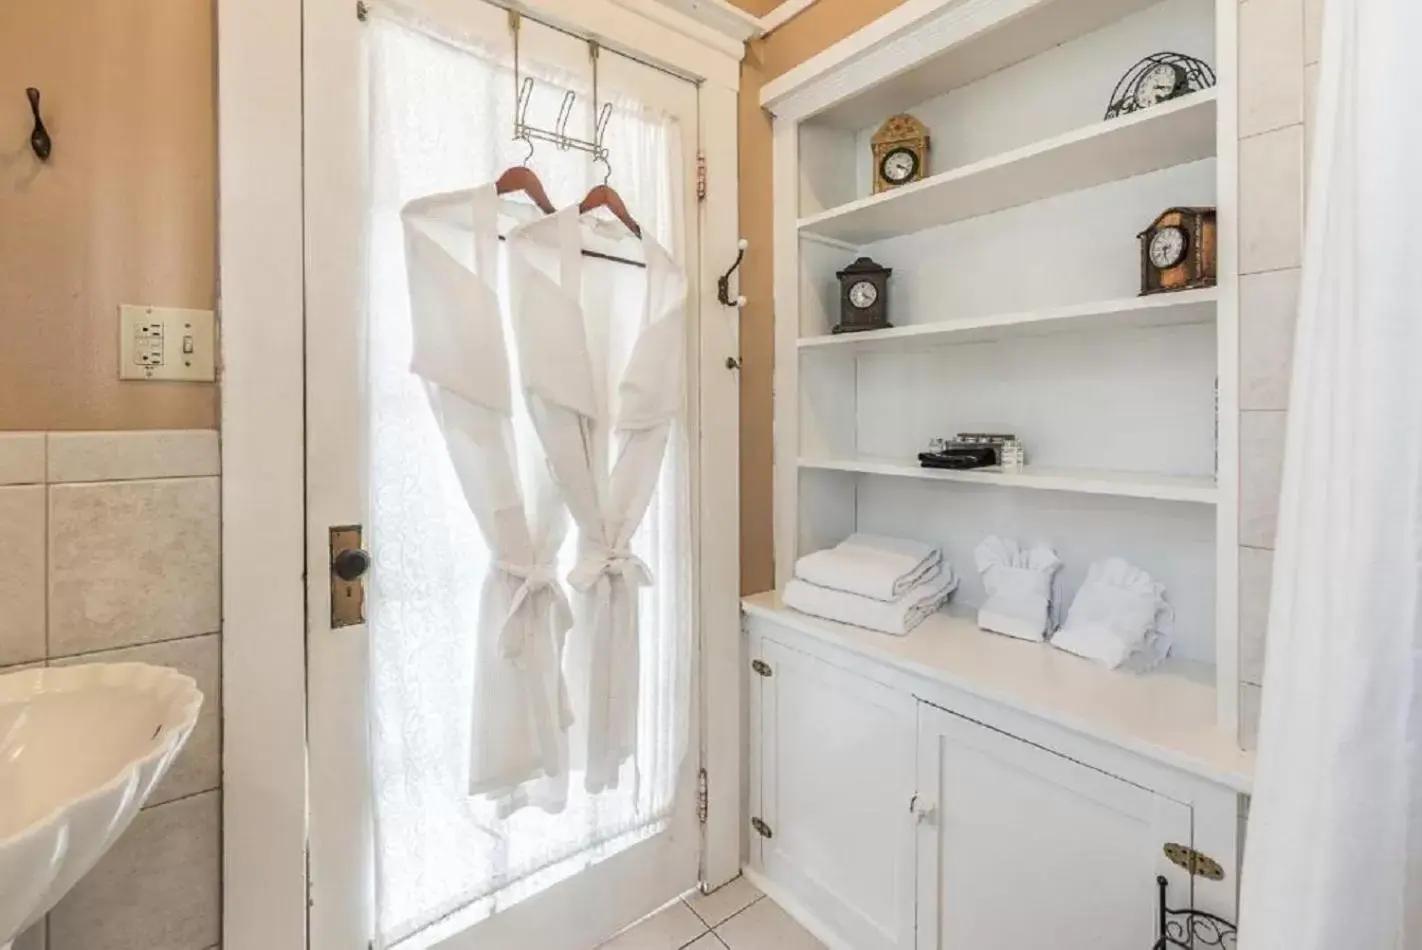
[
  {"left": 46, "top": 791, "right": 221, "bottom": 950},
  {"left": 1239, "top": 0, "right": 1304, "bottom": 137},
  {"left": 1239, "top": 269, "right": 1299, "bottom": 411},
  {"left": 0, "top": 433, "right": 46, "bottom": 485},
  {"left": 1240, "top": 411, "right": 1286, "bottom": 549},
  {"left": 48, "top": 478, "right": 220, "bottom": 656},
  {"left": 0, "top": 430, "right": 223, "bottom": 950},
  {"left": 1239, "top": 125, "right": 1305, "bottom": 275},
  {"left": 47, "top": 430, "right": 220, "bottom": 484},
  {"left": 1236, "top": 0, "right": 1309, "bottom": 747},
  {"left": 1239, "top": 545, "right": 1274, "bottom": 685},
  {"left": 0, "top": 486, "right": 46, "bottom": 667}
]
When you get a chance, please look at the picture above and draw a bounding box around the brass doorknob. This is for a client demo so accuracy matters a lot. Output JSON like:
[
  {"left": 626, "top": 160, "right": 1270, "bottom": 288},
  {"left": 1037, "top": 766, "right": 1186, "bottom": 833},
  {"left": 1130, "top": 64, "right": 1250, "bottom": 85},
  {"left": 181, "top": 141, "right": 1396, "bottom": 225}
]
[{"left": 332, "top": 548, "right": 372, "bottom": 582}]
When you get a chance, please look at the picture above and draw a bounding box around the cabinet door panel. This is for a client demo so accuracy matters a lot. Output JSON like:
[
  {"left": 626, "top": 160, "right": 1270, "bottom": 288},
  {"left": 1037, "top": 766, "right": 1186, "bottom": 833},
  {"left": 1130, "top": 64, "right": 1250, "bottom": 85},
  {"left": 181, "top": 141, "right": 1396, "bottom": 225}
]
[
  {"left": 760, "top": 637, "right": 917, "bottom": 950},
  {"left": 916, "top": 703, "right": 1193, "bottom": 950}
]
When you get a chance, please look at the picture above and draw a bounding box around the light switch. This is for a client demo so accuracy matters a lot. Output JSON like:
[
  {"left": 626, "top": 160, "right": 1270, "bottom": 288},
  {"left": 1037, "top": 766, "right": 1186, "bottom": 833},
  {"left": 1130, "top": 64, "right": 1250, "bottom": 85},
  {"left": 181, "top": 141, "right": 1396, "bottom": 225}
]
[{"left": 119, "top": 305, "right": 216, "bottom": 381}]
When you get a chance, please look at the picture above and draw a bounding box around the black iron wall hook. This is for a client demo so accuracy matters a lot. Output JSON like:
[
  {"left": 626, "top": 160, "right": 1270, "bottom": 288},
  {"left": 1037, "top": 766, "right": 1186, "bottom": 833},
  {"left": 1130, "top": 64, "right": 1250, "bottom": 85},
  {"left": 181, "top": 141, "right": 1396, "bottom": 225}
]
[
  {"left": 717, "top": 238, "right": 749, "bottom": 309},
  {"left": 27, "top": 88, "right": 52, "bottom": 162}
]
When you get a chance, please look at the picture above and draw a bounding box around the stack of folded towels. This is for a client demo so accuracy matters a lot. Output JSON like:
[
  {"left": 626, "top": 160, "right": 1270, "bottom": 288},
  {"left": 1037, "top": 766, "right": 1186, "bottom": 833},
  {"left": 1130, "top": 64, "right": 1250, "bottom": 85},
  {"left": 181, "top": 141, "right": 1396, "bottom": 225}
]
[{"left": 784, "top": 533, "right": 957, "bottom": 636}]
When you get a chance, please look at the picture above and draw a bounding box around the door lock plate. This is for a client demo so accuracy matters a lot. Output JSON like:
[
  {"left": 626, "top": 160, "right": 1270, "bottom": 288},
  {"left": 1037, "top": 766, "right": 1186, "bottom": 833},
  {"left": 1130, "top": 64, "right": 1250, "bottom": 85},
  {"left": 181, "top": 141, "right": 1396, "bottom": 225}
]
[{"left": 329, "top": 525, "right": 367, "bottom": 628}]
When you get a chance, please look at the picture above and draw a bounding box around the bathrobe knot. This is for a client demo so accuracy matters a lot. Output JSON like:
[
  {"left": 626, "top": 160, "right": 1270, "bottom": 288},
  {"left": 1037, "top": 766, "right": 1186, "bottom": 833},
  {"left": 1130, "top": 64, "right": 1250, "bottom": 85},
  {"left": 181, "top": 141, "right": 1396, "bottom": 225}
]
[
  {"left": 497, "top": 560, "right": 573, "bottom": 659},
  {"left": 567, "top": 546, "right": 653, "bottom": 593}
]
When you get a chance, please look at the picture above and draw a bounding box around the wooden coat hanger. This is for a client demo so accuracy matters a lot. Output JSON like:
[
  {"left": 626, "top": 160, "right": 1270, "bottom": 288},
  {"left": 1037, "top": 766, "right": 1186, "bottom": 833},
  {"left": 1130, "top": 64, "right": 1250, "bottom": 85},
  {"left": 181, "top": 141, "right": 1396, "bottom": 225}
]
[
  {"left": 495, "top": 136, "right": 556, "bottom": 215},
  {"left": 579, "top": 153, "right": 641, "bottom": 239}
]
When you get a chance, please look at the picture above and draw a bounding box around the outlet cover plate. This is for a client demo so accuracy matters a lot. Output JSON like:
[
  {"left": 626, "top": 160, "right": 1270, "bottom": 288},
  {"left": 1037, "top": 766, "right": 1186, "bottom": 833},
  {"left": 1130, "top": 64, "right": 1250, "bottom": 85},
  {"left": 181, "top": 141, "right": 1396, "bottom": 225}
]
[{"left": 119, "top": 305, "right": 216, "bottom": 382}]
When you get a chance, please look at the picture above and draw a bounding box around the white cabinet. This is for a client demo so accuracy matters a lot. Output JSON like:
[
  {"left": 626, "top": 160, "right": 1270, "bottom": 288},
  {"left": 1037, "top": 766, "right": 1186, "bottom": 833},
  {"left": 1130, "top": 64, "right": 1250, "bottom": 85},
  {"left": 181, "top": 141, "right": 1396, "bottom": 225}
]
[
  {"left": 752, "top": 637, "right": 918, "bottom": 950},
  {"left": 914, "top": 703, "right": 1194, "bottom": 950},
  {"left": 746, "top": 609, "right": 1245, "bottom": 950}
]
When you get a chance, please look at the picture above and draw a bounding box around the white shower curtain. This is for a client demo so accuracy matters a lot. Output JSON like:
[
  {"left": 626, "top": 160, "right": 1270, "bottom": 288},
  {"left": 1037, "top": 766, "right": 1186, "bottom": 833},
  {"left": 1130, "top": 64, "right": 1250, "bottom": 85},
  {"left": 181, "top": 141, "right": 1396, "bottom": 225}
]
[
  {"left": 1237, "top": 0, "right": 1422, "bottom": 947},
  {"left": 361, "top": 6, "right": 691, "bottom": 947}
]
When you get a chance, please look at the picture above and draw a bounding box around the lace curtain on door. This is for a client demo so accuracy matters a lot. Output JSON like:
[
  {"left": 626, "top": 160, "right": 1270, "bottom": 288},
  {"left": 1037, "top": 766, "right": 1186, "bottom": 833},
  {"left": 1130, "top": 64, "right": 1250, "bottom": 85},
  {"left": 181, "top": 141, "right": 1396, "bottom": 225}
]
[{"left": 363, "top": 10, "right": 691, "bottom": 947}]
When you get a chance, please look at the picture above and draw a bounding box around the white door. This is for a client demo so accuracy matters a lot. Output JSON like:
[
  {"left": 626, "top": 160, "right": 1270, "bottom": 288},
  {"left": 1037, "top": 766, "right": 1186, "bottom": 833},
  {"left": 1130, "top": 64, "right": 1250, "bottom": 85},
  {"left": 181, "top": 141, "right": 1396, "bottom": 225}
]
[
  {"left": 301, "top": 1, "right": 740, "bottom": 948},
  {"left": 915, "top": 703, "right": 1194, "bottom": 950},
  {"left": 752, "top": 635, "right": 918, "bottom": 950}
]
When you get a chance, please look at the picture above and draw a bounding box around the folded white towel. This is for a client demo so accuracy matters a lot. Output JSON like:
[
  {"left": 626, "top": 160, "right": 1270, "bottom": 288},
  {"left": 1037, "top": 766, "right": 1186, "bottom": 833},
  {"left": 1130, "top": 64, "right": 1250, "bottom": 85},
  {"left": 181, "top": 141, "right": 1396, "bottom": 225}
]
[
  {"left": 975, "top": 536, "right": 1062, "bottom": 642},
  {"left": 794, "top": 533, "right": 943, "bottom": 602},
  {"left": 1052, "top": 558, "right": 1174, "bottom": 672},
  {"left": 784, "top": 567, "right": 958, "bottom": 636}
]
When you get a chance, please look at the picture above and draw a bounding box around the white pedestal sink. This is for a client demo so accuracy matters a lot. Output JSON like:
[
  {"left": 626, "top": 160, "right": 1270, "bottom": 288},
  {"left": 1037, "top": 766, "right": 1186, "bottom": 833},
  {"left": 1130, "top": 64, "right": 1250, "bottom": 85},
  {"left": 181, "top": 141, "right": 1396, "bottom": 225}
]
[{"left": 0, "top": 663, "right": 203, "bottom": 949}]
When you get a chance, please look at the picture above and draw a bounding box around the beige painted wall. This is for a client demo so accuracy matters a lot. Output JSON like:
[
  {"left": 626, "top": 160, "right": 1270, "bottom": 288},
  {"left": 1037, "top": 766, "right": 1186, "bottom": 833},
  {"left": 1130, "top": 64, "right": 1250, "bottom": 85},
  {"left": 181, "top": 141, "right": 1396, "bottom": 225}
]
[
  {"left": 0, "top": 0, "right": 217, "bottom": 431},
  {"left": 733, "top": 0, "right": 910, "bottom": 594}
]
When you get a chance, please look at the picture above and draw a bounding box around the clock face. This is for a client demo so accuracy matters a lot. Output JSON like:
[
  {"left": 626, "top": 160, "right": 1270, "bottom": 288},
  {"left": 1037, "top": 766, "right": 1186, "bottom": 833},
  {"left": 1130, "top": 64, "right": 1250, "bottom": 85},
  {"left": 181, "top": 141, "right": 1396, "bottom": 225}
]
[
  {"left": 1149, "top": 225, "right": 1189, "bottom": 269},
  {"left": 880, "top": 147, "right": 919, "bottom": 185},
  {"left": 848, "top": 280, "right": 879, "bottom": 309},
  {"left": 1135, "top": 63, "right": 1184, "bottom": 108}
]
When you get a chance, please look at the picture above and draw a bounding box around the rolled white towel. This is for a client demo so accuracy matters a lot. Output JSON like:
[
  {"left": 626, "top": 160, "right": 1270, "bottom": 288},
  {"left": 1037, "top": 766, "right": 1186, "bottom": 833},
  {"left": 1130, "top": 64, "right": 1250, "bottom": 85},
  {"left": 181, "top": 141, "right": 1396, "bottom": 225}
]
[
  {"left": 795, "top": 533, "right": 942, "bottom": 602},
  {"left": 784, "top": 567, "right": 958, "bottom": 636}
]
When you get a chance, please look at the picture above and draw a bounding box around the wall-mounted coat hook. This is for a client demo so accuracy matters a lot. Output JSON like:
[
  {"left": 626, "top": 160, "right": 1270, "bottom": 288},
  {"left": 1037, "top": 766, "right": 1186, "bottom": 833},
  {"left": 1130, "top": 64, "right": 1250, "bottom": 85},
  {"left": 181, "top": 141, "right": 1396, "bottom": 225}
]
[
  {"left": 27, "top": 88, "right": 51, "bottom": 162},
  {"left": 717, "top": 238, "right": 749, "bottom": 309}
]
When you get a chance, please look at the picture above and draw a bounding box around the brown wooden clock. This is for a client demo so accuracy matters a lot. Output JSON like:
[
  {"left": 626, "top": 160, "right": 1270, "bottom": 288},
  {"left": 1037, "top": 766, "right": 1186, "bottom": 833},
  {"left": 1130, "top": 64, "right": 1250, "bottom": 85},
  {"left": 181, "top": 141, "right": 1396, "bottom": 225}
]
[
  {"left": 871, "top": 114, "right": 930, "bottom": 194},
  {"left": 1138, "top": 207, "right": 1217, "bottom": 295}
]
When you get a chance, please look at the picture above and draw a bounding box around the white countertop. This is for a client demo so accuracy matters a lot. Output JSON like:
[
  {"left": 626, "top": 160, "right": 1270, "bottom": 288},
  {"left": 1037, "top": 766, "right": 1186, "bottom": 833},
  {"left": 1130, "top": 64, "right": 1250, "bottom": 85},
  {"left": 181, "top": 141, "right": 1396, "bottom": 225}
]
[{"left": 743, "top": 591, "right": 1254, "bottom": 793}]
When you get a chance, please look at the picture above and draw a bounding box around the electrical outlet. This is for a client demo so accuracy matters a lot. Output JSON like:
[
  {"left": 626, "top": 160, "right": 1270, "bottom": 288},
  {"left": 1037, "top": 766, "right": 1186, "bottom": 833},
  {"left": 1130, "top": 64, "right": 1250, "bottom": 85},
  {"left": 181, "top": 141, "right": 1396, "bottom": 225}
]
[{"left": 119, "top": 305, "right": 216, "bottom": 381}]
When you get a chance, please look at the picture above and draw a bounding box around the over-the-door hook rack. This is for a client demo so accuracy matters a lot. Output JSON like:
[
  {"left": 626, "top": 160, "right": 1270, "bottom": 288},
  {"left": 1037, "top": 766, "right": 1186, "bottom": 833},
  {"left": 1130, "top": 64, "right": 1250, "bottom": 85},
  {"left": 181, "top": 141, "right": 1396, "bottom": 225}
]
[
  {"left": 27, "top": 87, "right": 52, "bottom": 162},
  {"left": 717, "top": 238, "right": 749, "bottom": 309},
  {"left": 509, "top": 11, "right": 612, "bottom": 163}
]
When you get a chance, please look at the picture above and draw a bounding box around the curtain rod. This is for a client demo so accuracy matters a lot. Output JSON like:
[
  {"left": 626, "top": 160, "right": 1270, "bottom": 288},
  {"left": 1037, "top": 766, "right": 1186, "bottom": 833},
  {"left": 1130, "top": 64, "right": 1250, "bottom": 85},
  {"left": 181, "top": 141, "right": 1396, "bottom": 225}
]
[{"left": 357, "top": 0, "right": 703, "bottom": 85}]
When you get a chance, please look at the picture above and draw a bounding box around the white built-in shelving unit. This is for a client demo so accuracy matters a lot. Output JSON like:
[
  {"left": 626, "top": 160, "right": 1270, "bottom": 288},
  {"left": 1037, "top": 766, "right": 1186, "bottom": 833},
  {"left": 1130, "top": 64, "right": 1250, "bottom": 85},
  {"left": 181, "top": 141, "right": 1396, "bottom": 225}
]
[{"left": 763, "top": 0, "right": 1241, "bottom": 742}]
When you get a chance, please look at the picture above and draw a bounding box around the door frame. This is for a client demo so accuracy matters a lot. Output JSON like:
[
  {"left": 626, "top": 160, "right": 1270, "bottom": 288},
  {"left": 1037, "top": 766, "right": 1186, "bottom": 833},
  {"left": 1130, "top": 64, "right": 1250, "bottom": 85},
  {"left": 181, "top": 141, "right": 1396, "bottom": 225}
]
[{"left": 218, "top": 2, "right": 748, "bottom": 949}]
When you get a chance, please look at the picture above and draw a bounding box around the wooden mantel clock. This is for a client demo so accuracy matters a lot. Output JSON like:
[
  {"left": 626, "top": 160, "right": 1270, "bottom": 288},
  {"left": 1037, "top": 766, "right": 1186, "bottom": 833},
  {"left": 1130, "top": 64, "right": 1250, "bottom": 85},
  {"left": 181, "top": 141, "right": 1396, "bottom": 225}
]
[
  {"left": 1138, "top": 207, "right": 1217, "bottom": 295},
  {"left": 871, "top": 114, "right": 930, "bottom": 194}
]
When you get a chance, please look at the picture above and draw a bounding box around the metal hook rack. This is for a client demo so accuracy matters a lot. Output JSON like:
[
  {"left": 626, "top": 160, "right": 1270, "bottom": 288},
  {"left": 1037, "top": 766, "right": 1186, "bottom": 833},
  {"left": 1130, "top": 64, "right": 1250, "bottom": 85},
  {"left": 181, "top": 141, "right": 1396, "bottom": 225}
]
[{"left": 509, "top": 11, "right": 613, "bottom": 167}]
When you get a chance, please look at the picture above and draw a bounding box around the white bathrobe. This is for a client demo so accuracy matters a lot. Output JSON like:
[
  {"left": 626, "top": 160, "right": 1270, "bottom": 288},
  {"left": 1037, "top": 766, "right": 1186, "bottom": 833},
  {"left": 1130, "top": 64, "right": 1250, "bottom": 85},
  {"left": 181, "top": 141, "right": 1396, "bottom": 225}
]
[
  {"left": 506, "top": 207, "right": 686, "bottom": 794},
  {"left": 401, "top": 184, "right": 574, "bottom": 809}
]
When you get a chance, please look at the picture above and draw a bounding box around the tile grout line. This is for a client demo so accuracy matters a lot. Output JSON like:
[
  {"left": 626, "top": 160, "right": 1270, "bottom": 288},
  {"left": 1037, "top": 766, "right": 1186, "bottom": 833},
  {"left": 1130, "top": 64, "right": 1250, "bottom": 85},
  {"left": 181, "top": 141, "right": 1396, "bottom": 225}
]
[
  {"left": 47, "top": 628, "right": 222, "bottom": 664},
  {"left": 710, "top": 893, "right": 766, "bottom": 933}
]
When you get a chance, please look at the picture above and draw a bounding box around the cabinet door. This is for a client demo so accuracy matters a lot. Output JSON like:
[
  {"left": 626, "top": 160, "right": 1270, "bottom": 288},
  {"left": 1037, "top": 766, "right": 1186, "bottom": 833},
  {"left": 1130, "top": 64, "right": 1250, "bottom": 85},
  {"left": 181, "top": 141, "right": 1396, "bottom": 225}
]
[
  {"left": 757, "top": 637, "right": 918, "bottom": 950},
  {"left": 915, "top": 703, "right": 1193, "bottom": 950}
]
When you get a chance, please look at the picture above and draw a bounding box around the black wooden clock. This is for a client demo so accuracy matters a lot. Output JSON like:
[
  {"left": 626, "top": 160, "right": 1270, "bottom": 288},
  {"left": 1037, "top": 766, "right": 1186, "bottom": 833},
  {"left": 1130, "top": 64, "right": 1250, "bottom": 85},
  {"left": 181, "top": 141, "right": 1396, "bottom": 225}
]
[{"left": 834, "top": 257, "right": 892, "bottom": 334}]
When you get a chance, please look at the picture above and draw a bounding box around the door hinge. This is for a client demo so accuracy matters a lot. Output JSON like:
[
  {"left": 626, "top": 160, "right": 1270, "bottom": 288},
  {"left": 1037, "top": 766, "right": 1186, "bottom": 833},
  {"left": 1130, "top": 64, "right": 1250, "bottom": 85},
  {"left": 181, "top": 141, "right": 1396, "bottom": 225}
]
[
  {"left": 356, "top": 0, "right": 369, "bottom": 20},
  {"left": 751, "top": 658, "right": 773, "bottom": 677},
  {"left": 696, "top": 151, "right": 708, "bottom": 202},
  {"left": 1163, "top": 843, "right": 1225, "bottom": 881},
  {"left": 751, "top": 816, "right": 773, "bottom": 839},
  {"left": 697, "top": 768, "right": 709, "bottom": 824}
]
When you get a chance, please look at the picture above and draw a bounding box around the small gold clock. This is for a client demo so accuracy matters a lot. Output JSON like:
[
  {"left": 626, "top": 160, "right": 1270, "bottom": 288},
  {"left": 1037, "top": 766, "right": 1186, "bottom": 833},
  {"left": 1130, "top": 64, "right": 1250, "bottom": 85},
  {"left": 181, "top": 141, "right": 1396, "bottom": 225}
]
[{"left": 871, "top": 114, "right": 930, "bottom": 194}]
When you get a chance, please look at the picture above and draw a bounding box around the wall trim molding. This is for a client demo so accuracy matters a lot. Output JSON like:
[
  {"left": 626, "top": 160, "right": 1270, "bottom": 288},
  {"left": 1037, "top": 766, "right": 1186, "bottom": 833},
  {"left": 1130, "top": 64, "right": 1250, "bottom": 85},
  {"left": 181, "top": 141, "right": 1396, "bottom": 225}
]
[
  {"left": 217, "top": 0, "right": 309, "bottom": 944},
  {"left": 760, "top": 0, "right": 821, "bottom": 34}
]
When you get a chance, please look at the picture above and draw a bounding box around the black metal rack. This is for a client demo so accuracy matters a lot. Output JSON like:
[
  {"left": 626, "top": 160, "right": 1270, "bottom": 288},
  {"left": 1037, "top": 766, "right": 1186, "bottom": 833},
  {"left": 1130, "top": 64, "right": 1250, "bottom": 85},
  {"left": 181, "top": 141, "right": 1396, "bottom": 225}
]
[{"left": 1153, "top": 876, "right": 1237, "bottom": 949}]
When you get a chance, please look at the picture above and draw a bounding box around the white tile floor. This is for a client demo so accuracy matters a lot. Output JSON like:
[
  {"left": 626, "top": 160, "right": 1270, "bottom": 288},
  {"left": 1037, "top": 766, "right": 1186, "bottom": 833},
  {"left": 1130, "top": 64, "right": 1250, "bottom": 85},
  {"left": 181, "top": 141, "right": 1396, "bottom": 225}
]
[{"left": 599, "top": 877, "right": 826, "bottom": 950}]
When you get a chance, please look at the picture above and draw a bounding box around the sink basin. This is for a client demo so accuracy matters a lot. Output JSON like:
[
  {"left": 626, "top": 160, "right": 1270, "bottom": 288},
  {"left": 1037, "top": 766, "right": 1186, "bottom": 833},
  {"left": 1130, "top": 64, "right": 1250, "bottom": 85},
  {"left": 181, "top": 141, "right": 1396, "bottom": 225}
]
[{"left": 0, "top": 663, "right": 203, "bottom": 948}]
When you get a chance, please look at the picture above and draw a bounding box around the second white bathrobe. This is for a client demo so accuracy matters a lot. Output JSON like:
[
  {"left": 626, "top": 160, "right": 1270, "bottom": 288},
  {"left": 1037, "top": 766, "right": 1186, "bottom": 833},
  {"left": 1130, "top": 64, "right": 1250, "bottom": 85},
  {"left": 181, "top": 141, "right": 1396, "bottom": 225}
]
[{"left": 506, "top": 207, "right": 687, "bottom": 794}]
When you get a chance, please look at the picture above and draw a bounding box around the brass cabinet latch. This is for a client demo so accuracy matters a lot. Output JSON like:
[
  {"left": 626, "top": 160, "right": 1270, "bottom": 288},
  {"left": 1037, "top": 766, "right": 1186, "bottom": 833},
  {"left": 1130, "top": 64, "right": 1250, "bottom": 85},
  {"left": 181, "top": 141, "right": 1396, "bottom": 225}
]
[
  {"left": 329, "top": 525, "right": 372, "bottom": 628},
  {"left": 1163, "top": 843, "right": 1225, "bottom": 881}
]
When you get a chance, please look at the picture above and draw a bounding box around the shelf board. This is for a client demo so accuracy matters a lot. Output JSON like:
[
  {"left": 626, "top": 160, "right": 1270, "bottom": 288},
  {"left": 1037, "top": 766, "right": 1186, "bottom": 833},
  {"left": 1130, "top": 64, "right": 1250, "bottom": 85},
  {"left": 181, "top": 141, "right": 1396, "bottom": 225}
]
[
  {"left": 742, "top": 592, "right": 1253, "bottom": 793},
  {"left": 798, "top": 91, "right": 1218, "bottom": 246},
  {"left": 800, "top": 456, "right": 1218, "bottom": 505},
  {"left": 799, "top": 288, "right": 1218, "bottom": 352}
]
